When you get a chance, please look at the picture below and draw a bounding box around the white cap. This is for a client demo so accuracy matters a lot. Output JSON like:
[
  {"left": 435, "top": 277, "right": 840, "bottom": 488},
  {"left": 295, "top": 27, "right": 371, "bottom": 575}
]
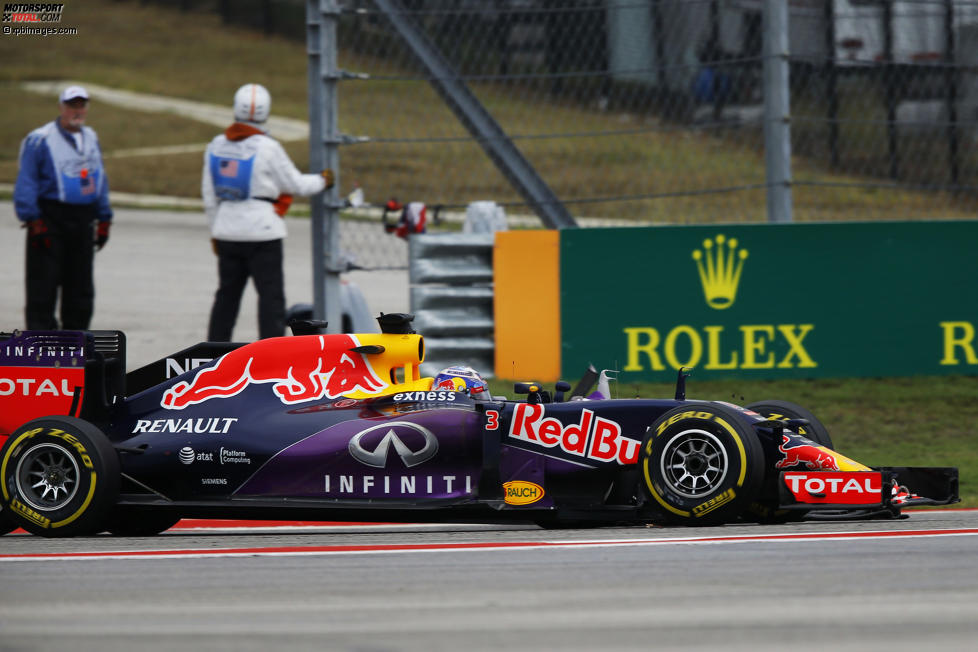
[{"left": 59, "top": 85, "right": 89, "bottom": 103}]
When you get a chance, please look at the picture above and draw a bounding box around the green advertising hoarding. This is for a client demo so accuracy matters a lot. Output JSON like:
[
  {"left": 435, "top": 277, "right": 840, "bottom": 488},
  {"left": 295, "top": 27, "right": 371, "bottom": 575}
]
[{"left": 560, "top": 222, "right": 978, "bottom": 381}]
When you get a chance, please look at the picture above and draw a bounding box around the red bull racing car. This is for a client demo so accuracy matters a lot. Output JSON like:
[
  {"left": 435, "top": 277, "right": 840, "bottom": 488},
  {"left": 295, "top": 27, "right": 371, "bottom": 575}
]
[{"left": 0, "top": 314, "right": 958, "bottom": 537}]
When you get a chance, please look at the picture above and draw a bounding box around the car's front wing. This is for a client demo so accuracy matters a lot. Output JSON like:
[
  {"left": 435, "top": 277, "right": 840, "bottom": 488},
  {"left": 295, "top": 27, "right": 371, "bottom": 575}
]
[{"left": 778, "top": 466, "right": 959, "bottom": 512}]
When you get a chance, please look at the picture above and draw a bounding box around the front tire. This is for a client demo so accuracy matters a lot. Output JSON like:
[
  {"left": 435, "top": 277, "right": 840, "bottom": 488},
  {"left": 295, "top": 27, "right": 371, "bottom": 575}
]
[
  {"left": 640, "top": 403, "right": 764, "bottom": 525},
  {"left": 0, "top": 417, "right": 120, "bottom": 537}
]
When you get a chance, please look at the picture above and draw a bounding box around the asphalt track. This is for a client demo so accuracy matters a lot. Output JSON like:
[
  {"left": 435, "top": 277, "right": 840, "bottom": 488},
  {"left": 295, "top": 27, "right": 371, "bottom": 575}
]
[{"left": 1, "top": 509, "right": 977, "bottom": 651}]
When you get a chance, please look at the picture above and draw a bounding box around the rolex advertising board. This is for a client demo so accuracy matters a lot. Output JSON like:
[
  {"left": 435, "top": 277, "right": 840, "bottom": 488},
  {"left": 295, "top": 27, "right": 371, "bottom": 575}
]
[{"left": 559, "top": 222, "right": 978, "bottom": 381}]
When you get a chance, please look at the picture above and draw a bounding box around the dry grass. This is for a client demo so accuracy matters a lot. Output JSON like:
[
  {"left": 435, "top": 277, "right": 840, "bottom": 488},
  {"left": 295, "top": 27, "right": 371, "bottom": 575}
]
[{"left": 2, "top": 0, "right": 976, "bottom": 222}]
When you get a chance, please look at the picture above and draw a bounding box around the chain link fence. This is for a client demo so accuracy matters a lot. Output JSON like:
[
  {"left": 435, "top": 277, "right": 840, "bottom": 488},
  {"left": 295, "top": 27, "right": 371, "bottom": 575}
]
[{"left": 145, "top": 0, "right": 978, "bottom": 270}]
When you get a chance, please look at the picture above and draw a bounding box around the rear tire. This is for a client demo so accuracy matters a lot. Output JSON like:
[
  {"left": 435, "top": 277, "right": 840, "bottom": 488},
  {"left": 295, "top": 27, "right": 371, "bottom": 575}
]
[
  {"left": 640, "top": 403, "right": 764, "bottom": 525},
  {"left": 0, "top": 417, "right": 120, "bottom": 537},
  {"left": 0, "top": 510, "right": 15, "bottom": 535},
  {"left": 746, "top": 400, "right": 833, "bottom": 449}
]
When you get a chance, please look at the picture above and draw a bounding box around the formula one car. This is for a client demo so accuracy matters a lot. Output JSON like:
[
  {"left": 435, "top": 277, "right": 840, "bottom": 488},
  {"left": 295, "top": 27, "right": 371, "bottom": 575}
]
[{"left": 0, "top": 314, "right": 958, "bottom": 537}]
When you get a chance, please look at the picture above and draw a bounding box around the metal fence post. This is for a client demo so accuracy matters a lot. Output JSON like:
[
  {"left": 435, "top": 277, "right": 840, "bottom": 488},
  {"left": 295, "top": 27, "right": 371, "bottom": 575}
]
[
  {"left": 824, "top": 0, "right": 839, "bottom": 169},
  {"left": 882, "top": 1, "right": 899, "bottom": 180},
  {"left": 944, "top": 0, "right": 960, "bottom": 188},
  {"left": 306, "top": 0, "right": 342, "bottom": 330},
  {"left": 763, "top": 0, "right": 792, "bottom": 223}
]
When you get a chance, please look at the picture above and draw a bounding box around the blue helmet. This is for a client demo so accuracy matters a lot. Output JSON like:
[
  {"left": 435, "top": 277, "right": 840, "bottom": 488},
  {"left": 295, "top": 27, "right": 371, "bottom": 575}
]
[{"left": 433, "top": 365, "right": 489, "bottom": 399}]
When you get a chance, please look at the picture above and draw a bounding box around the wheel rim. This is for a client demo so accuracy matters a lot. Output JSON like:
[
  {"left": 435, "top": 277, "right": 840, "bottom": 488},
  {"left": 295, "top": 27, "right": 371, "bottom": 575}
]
[
  {"left": 660, "top": 428, "right": 728, "bottom": 499},
  {"left": 15, "top": 443, "right": 81, "bottom": 512}
]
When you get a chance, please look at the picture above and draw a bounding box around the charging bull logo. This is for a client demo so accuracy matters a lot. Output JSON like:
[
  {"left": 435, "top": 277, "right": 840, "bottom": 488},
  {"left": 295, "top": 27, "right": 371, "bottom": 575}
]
[
  {"left": 775, "top": 433, "right": 839, "bottom": 471},
  {"left": 161, "top": 335, "right": 387, "bottom": 410}
]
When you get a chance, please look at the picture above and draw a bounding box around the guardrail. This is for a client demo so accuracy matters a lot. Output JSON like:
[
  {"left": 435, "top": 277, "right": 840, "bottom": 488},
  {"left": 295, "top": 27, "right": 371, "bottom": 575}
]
[{"left": 409, "top": 234, "right": 494, "bottom": 377}]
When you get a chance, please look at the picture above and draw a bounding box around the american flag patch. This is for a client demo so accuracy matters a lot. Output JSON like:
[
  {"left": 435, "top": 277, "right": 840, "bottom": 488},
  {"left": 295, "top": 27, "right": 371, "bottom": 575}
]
[
  {"left": 219, "top": 159, "right": 239, "bottom": 177},
  {"left": 80, "top": 173, "right": 94, "bottom": 195}
]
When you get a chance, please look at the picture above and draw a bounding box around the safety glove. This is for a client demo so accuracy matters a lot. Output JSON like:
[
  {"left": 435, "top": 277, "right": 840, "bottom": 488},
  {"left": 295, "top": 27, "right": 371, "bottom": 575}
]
[
  {"left": 321, "top": 168, "right": 335, "bottom": 189},
  {"left": 25, "top": 218, "right": 51, "bottom": 249},
  {"left": 95, "top": 221, "right": 111, "bottom": 250},
  {"left": 273, "top": 194, "right": 293, "bottom": 217}
]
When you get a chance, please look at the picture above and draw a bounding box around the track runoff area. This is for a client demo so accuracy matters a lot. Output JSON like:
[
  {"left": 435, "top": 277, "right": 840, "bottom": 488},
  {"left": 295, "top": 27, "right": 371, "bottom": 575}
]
[{"left": 2, "top": 510, "right": 977, "bottom": 562}]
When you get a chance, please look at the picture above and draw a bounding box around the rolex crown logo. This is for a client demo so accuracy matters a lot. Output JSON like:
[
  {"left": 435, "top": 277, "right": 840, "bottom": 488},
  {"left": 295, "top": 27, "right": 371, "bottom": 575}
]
[{"left": 692, "top": 234, "right": 748, "bottom": 310}]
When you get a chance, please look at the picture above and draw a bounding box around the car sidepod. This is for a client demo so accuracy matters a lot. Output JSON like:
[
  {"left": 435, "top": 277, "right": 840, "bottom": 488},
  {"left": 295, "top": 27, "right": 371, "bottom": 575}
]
[
  {"left": 236, "top": 405, "right": 485, "bottom": 502},
  {"left": 486, "top": 398, "right": 680, "bottom": 521}
]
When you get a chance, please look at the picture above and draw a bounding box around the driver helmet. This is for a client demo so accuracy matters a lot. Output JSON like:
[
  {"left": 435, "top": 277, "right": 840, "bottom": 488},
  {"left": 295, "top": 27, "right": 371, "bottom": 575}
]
[
  {"left": 233, "top": 83, "right": 271, "bottom": 126},
  {"left": 433, "top": 365, "right": 490, "bottom": 399}
]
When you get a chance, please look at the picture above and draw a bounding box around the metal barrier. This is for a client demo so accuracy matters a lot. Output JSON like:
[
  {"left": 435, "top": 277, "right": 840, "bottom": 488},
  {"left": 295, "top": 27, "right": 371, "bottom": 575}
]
[{"left": 408, "top": 233, "right": 494, "bottom": 378}]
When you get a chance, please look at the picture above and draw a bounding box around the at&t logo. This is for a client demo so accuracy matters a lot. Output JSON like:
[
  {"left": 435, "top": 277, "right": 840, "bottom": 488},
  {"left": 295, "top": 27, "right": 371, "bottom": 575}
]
[{"left": 178, "top": 446, "right": 214, "bottom": 465}]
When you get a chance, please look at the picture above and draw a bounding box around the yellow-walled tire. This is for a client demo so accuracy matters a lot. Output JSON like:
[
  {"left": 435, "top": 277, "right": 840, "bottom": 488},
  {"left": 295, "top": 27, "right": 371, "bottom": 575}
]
[
  {"left": 0, "top": 417, "right": 120, "bottom": 537},
  {"left": 641, "top": 403, "right": 764, "bottom": 525}
]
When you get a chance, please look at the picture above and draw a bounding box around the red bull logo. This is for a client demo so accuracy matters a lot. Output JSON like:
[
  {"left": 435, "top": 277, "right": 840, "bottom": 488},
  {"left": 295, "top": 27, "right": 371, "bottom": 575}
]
[
  {"left": 775, "top": 433, "right": 839, "bottom": 471},
  {"left": 435, "top": 377, "right": 465, "bottom": 391},
  {"left": 508, "top": 404, "right": 640, "bottom": 465},
  {"left": 161, "top": 335, "right": 387, "bottom": 410}
]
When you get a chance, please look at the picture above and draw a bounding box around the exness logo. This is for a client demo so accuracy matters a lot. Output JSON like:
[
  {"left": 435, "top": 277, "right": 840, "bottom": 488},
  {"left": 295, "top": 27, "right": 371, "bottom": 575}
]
[{"left": 692, "top": 234, "right": 748, "bottom": 310}]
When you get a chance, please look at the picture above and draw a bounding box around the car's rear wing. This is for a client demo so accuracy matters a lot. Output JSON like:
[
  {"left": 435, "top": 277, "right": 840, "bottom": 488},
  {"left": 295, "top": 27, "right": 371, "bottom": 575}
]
[{"left": 0, "top": 329, "right": 125, "bottom": 435}]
